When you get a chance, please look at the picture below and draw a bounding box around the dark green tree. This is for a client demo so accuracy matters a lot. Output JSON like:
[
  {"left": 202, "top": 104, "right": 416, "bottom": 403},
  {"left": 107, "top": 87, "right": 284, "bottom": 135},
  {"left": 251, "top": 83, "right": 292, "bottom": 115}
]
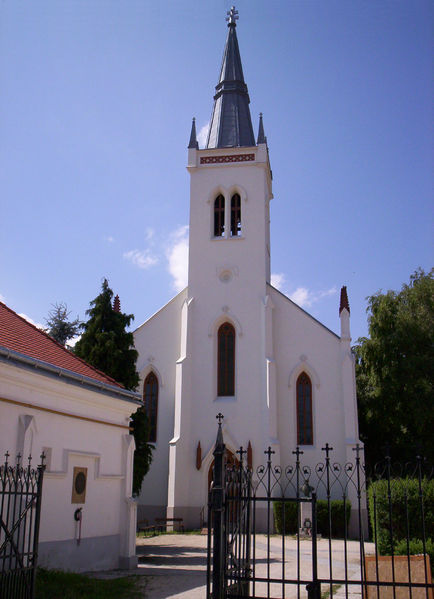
[
  {"left": 45, "top": 302, "right": 82, "bottom": 346},
  {"left": 130, "top": 408, "right": 154, "bottom": 496},
  {"left": 354, "top": 268, "right": 434, "bottom": 467},
  {"left": 74, "top": 279, "right": 139, "bottom": 390},
  {"left": 75, "top": 279, "right": 153, "bottom": 491}
]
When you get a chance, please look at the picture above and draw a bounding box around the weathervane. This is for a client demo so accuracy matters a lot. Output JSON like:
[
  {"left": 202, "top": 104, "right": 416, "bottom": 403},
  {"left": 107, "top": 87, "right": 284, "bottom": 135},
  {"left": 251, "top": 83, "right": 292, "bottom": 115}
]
[{"left": 226, "top": 6, "right": 239, "bottom": 26}]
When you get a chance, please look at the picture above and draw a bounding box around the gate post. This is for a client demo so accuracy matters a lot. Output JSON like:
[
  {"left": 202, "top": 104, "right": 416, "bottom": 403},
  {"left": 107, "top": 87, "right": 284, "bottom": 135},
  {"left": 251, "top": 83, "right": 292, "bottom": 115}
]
[
  {"left": 211, "top": 414, "right": 226, "bottom": 599},
  {"left": 307, "top": 492, "right": 321, "bottom": 599}
]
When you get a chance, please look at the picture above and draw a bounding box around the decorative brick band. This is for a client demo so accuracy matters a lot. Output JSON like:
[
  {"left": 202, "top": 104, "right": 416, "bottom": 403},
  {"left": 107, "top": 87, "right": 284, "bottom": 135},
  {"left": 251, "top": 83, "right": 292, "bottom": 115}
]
[{"left": 200, "top": 153, "right": 255, "bottom": 164}]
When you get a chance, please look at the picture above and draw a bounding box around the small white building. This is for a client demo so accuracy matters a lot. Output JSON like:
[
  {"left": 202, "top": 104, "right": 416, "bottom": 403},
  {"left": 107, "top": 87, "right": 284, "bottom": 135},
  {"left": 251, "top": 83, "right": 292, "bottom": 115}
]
[
  {"left": 134, "top": 9, "right": 362, "bottom": 531},
  {"left": 0, "top": 301, "right": 140, "bottom": 571}
]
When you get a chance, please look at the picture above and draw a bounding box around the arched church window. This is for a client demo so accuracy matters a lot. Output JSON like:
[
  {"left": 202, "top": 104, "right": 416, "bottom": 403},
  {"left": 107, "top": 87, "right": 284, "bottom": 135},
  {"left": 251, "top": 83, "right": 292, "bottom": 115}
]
[
  {"left": 144, "top": 372, "right": 158, "bottom": 443},
  {"left": 214, "top": 194, "right": 225, "bottom": 237},
  {"left": 297, "top": 372, "right": 313, "bottom": 445},
  {"left": 230, "top": 193, "right": 241, "bottom": 237},
  {"left": 218, "top": 322, "right": 235, "bottom": 396}
]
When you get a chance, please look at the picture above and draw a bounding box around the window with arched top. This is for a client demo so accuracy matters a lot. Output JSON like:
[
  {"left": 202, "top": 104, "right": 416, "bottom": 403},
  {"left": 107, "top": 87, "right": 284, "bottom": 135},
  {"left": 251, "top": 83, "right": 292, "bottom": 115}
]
[
  {"left": 297, "top": 372, "right": 313, "bottom": 445},
  {"left": 214, "top": 194, "right": 225, "bottom": 237},
  {"left": 230, "top": 193, "right": 241, "bottom": 236},
  {"left": 217, "top": 322, "right": 235, "bottom": 396},
  {"left": 144, "top": 372, "right": 158, "bottom": 442}
]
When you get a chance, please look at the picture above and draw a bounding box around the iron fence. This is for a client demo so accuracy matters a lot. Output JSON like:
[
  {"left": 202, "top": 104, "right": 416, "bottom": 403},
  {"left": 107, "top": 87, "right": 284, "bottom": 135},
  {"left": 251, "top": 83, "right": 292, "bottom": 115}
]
[
  {"left": 207, "top": 417, "right": 433, "bottom": 599},
  {"left": 0, "top": 452, "right": 45, "bottom": 599}
]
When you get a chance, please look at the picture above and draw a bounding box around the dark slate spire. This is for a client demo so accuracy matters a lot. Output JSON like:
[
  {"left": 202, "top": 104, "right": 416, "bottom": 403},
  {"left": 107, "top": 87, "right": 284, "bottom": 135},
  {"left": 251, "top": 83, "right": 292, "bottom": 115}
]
[
  {"left": 257, "top": 113, "right": 266, "bottom": 144},
  {"left": 206, "top": 7, "right": 255, "bottom": 149},
  {"left": 339, "top": 286, "right": 350, "bottom": 315},
  {"left": 188, "top": 117, "right": 199, "bottom": 149}
]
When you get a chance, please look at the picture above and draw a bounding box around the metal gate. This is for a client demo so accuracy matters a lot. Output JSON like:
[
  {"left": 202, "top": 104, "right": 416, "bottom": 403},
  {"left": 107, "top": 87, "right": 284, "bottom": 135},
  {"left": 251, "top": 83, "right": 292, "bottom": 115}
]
[
  {"left": 207, "top": 416, "right": 433, "bottom": 599},
  {"left": 0, "top": 452, "right": 45, "bottom": 599}
]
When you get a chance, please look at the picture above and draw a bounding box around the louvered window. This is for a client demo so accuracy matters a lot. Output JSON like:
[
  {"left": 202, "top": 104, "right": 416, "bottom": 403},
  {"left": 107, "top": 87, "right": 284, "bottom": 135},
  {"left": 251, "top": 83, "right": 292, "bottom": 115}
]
[
  {"left": 214, "top": 194, "right": 225, "bottom": 237},
  {"left": 230, "top": 194, "right": 241, "bottom": 236}
]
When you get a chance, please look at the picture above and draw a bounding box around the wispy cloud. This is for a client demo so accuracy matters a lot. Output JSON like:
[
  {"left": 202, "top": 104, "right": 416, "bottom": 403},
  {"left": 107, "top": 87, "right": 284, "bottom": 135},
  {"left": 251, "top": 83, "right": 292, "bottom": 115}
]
[
  {"left": 289, "top": 286, "right": 337, "bottom": 308},
  {"left": 144, "top": 227, "right": 154, "bottom": 242},
  {"left": 105, "top": 236, "right": 115, "bottom": 243},
  {"left": 166, "top": 226, "right": 189, "bottom": 292},
  {"left": 123, "top": 249, "right": 158, "bottom": 270},
  {"left": 271, "top": 273, "right": 285, "bottom": 290},
  {"left": 0, "top": 293, "right": 5, "bottom": 303},
  {"left": 197, "top": 122, "right": 209, "bottom": 148},
  {"left": 18, "top": 313, "right": 45, "bottom": 330},
  {"left": 271, "top": 274, "right": 337, "bottom": 308}
]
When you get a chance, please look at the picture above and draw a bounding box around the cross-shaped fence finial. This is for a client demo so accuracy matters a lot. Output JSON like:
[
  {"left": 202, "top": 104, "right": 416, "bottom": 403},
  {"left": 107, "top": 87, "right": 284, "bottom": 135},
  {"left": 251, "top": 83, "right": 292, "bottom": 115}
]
[
  {"left": 236, "top": 446, "right": 247, "bottom": 464},
  {"left": 292, "top": 446, "right": 304, "bottom": 460},
  {"left": 322, "top": 443, "right": 333, "bottom": 458},
  {"left": 216, "top": 413, "right": 224, "bottom": 426},
  {"left": 264, "top": 446, "right": 275, "bottom": 463}
]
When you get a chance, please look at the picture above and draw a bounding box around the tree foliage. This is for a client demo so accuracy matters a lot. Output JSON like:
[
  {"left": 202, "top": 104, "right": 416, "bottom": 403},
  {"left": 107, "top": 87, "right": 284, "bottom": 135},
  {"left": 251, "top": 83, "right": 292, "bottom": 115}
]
[
  {"left": 45, "top": 302, "right": 82, "bottom": 346},
  {"left": 74, "top": 278, "right": 153, "bottom": 493},
  {"left": 130, "top": 408, "right": 154, "bottom": 496},
  {"left": 354, "top": 268, "right": 434, "bottom": 467},
  {"left": 74, "top": 279, "right": 139, "bottom": 390}
]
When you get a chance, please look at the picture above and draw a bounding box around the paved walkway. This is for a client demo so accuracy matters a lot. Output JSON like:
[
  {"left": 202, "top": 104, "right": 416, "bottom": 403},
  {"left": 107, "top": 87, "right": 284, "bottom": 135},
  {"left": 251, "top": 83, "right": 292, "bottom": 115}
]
[{"left": 92, "top": 533, "right": 375, "bottom": 599}]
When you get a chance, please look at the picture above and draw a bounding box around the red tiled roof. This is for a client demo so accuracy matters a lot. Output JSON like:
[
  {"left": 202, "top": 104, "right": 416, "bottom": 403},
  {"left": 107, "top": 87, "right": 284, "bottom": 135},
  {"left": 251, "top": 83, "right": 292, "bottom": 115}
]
[{"left": 0, "top": 302, "right": 123, "bottom": 387}]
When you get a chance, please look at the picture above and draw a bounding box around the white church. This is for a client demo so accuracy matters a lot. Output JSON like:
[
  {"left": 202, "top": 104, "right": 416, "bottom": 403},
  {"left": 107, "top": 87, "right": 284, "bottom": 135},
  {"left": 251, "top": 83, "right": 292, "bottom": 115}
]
[{"left": 134, "top": 7, "right": 361, "bottom": 530}]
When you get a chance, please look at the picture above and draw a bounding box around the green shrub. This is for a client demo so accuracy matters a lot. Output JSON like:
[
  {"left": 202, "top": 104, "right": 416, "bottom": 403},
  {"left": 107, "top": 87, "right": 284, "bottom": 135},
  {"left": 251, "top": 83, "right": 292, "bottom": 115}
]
[
  {"left": 394, "top": 538, "right": 434, "bottom": 575},
  {"left": 273, "top": 499, "right": 351, "bottom": 538},
  {"left": 317, "top": 500, "right": 352, "bottom": 539},
  {"left": 368, "top": 478, "right": 434, "bottom": 555},
  {"left": 273, "top": 500, "right": 298, "bottom": 534}
]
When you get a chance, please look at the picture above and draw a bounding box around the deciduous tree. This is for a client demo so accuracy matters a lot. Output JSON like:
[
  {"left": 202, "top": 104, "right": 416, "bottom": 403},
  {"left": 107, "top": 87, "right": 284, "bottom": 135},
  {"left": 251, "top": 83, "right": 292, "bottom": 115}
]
[{"left": 354, "top": 268, "right": 434, "bottom": 467}]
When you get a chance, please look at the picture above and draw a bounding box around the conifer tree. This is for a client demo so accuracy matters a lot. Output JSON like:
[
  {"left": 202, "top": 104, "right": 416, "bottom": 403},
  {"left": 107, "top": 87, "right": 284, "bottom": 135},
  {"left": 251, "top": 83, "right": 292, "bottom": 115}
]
[
  {"left": 74, "top": 279, "right": 139, "bottom": 390},
  {"left": 75, "top": 278, "right": 153, "bottom": 492},
  {"left": 45, "top": 302, "right": 82, "bottom": 346}
]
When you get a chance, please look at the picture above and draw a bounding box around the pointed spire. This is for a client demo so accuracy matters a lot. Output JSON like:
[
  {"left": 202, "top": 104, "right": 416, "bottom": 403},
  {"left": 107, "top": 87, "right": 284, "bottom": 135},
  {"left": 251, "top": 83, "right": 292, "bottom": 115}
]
[
  {"left": 206, "top": 7, "right": 255, "bottom": 149},
  {"left": 339, "top": 286, "right": 350, "bottom": 315},
  {"left": 257, "top": 113, "right": 266, "bottom": 144},
  {"left": 113, "top": 294, "right": 121, "bottom": 313},
  {"left": 188, "top": 117, "right": 199, "bottom": 149}
]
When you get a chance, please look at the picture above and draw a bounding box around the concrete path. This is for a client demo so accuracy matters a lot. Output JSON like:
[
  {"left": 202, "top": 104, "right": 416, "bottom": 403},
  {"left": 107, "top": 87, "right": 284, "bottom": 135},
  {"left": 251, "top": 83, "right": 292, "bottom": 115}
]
[{"left": 91, "top": 533, "right": 375, "bottom": 599}]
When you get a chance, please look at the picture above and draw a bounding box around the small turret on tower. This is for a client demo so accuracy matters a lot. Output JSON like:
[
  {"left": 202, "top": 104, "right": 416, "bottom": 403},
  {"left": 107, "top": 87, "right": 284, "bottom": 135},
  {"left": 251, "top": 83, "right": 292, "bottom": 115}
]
[
  {"left": 188, "top": 117, "right": 199, "bottom": 149},
  {"left": 113, "top": 295, "right": 121, "bottom": 313},
  {"left": 257, "top": 113, "right": 267, "bottom": 145},
  {"left": 339, "top": 286, "right": 351, "bottom": 341}
]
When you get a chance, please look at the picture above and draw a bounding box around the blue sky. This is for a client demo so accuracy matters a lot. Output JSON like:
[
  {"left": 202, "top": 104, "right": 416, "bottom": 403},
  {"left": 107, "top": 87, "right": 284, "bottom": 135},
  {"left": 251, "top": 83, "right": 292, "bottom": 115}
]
[{"left": 1, "top": 1, "right": 432, "bottom": 344}]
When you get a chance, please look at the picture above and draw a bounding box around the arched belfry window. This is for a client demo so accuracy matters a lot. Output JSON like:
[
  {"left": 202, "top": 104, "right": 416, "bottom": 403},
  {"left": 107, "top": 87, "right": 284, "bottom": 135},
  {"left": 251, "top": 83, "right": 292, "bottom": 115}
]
[
  {"left": 217, "top": 322, "right": 235, "bottom": 396},
  {"left": 231, "top": 193, "right": 241, "bottom": 237},
  {"left": 297, "top": 372, "right": 313, "bottom": 445},
  {"left": 144, "top": 372, "right": 158, "bottom": 442},
  {"left": 214, "top": 194, "right": 225, "bottom": 237}
]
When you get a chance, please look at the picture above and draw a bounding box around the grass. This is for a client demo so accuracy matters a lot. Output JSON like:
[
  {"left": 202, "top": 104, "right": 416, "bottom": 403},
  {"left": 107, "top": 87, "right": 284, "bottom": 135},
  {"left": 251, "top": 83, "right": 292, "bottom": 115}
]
[
  {"left": 321, "top": 584, "right": 342, "bottom": 599},
  {"left": 35, "top": 569, "right": 143, "bottom": 599}
]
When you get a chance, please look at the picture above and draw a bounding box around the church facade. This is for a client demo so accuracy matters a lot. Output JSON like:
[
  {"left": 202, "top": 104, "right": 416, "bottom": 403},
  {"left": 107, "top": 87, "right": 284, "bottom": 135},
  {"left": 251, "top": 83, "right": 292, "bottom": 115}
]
[{"left": 134, "top": 8, "right": 361, "bottom": 530}]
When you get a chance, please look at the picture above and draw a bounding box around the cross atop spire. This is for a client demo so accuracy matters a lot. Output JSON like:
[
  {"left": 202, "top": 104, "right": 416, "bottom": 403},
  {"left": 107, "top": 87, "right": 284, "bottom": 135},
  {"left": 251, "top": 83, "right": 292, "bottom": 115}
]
[{"left": 226, "top": 6, "right": 239, "bottom": 27}]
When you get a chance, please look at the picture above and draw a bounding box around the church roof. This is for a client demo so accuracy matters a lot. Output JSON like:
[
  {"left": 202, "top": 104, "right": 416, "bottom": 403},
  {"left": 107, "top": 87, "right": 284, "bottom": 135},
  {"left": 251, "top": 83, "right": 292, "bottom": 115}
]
[
  {"left": 206, "top": 7, "right": 255, "bottom": 149},
  {"left": 0, "top": 301, "right": 123, "bottom": 388}
]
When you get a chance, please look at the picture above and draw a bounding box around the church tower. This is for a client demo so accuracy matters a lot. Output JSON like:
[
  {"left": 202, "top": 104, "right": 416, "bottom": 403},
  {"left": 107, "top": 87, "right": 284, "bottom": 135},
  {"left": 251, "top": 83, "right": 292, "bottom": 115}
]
[{"left": 167, "top": 6, "right": 276, "bottom": 525}]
